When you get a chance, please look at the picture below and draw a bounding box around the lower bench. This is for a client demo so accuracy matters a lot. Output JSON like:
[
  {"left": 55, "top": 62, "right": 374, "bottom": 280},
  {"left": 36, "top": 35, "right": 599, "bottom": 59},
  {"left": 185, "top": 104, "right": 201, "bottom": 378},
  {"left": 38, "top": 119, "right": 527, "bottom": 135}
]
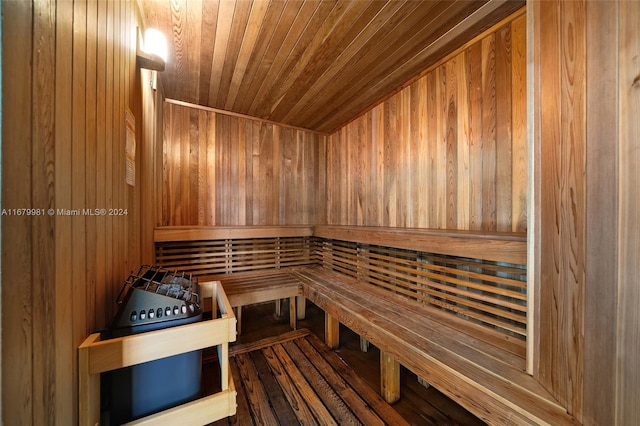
[
  {"left": 216, "top": 269, "right": 305, "bottom": 335},
  {"left": 290, "top": 266, "right": 579, "bottom": 426}
]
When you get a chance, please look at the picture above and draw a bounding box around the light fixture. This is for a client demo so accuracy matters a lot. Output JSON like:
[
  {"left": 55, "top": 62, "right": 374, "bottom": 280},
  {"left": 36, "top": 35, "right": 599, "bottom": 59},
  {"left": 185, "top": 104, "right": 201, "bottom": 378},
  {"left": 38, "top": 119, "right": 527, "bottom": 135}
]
[{"left": 136, "top": 28, "right": 167, "bottom": 72}]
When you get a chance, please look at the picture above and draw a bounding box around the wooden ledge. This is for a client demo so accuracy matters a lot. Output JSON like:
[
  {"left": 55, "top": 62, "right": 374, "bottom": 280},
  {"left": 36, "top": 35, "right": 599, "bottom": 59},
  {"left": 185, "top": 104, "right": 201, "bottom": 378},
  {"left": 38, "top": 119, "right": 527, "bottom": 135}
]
[
  {"left": 154, "top": 225, "right": 315, "bottom": 242},
  {"left": 153, "top": 224, "right": 526, "bottom": 264},
  {"left": 313, "top": 225, "right": 527, "bottom": 264}
]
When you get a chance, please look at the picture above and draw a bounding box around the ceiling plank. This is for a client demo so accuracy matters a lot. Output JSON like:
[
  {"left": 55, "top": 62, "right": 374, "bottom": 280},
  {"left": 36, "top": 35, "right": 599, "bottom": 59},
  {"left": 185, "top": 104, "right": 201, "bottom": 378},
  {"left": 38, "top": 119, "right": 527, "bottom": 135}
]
[
  {"left": 230, "top": 0, "right": 289, "bottom": 113},
  {"left": 169, "top": 0, "right": 188, "bottom": 101},
  {"left": 241, "top": 0, "right": 307, "bottom": 115},
  {"left": 186, "top": 0, "right": 203, "bottom": 103},
  {"left": 247, "top": 0, "right": 323, "bottom": 116},
  {"left": 197, "top": 0, "right": 219, "bottom": 105},
  {"left": 216, "top": 0, "right": 253, "bottom": 107},
  {"left": 207, "top": 0, "right": 236, "bottom": 106},
  {"left": 225, "top": 0, "right": 271, "bottom": 110}
]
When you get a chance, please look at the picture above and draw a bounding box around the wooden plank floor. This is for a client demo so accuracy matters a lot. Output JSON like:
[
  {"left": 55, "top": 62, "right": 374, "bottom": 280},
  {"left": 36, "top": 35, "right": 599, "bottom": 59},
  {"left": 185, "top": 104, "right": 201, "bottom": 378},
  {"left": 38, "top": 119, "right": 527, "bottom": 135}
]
[
  {"left": 216, "top": 329, "right": 409, "bottom": 426},
  {"left": 209, "top": 301, "right": 486, "bottom": 426}
]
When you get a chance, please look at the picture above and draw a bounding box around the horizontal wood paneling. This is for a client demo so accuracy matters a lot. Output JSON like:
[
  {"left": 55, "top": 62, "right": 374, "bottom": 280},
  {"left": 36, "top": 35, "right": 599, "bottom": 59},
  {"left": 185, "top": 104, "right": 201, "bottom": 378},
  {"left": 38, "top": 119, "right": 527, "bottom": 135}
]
[
  {"left": 162, "top": 101, "right": 327, "bottom": 226},
  {"left": 325, "top": 13, "right": 527, "bottom": 232},
  {"left": 1, "top": 0, "right": 153, "bottom": 424}
]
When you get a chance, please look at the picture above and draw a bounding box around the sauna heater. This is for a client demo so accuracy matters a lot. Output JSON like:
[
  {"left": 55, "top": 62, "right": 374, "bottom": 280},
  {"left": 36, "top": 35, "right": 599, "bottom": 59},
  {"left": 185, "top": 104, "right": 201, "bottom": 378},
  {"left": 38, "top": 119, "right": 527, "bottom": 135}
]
[{"left": 101, "top": 265, "right": 203, "bottom": 425}]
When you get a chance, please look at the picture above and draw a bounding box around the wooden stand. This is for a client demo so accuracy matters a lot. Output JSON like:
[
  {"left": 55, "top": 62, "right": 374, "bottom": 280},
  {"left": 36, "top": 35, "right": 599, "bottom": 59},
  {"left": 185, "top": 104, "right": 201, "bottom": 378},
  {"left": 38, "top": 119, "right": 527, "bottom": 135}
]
[{"left": 78, "top": 281, "right": 237, "bottom": 425}]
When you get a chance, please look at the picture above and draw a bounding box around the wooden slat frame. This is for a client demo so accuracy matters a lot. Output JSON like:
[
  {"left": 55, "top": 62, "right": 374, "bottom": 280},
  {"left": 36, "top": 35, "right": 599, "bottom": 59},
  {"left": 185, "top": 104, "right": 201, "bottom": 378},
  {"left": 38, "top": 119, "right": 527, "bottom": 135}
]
[
  {"left": 318, "top": 240, "right": 526, "bottom": 338},
  {"left": 78, "top": 281, "right": 237, "bottom": 425},
  {"left": 155, "top": 235, "right": 317, "bottom": 277},
  {"left": 318, "top": 238, "right": 527, "bottom": 338},
  {"left": 154, "top": 226, "right": 527, "bottom": 338}
]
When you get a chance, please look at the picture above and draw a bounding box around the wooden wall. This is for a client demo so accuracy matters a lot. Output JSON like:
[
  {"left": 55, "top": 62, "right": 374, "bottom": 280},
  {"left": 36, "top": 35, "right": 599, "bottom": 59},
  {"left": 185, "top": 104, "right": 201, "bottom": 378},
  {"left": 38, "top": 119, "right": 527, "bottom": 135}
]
[
  {"left": 162, "top": 101, "right": 327, "bottom": 226},
  {"left": 1, "top": 0, "right": 159, "bottom": 424},
  {"left": 325, "top": 12, "right": 527, "bottom": 231},
  {"left": 530, "top": 1, "right": 640, "bottom": 424}
]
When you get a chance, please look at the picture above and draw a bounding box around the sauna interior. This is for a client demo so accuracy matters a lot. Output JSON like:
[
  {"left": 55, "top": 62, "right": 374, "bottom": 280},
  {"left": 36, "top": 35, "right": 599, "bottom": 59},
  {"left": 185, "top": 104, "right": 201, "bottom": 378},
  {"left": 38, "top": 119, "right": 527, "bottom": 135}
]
[{"left": 1, "top": 0, "right": 639, "bottom": 425}]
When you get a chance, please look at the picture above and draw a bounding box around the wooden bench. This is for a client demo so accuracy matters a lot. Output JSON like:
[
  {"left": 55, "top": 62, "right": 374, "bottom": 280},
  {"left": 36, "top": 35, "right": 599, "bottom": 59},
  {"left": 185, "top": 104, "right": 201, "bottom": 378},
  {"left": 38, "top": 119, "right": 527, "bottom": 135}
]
[
  {"left": 298, "top": 226, "right": 577, "bottom": 425},
  {"left": 154, "top": 226, "right": 315, "bottom": 335},
  {"left": 153, "top": 225, "right": 579, "bottom": 425},
  {"left": 215, "top": 269, "right": 304, "bottom": 334}
]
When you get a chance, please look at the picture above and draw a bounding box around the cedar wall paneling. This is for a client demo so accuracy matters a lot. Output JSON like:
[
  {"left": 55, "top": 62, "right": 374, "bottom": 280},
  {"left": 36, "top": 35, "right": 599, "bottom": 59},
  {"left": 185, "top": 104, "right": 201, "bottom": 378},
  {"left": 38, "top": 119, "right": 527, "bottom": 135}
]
[
  {"left": 531, "top": 1, "right": 640, "bottom": 424},
  {"left": 162, "top": 101, "right": 327, "bottom": 226},
  {"left": 1, "top": 0, "right": 159, "bottom": 424},
  {"left": 325, "top": 13, "right": 527, "bottom": 231}
]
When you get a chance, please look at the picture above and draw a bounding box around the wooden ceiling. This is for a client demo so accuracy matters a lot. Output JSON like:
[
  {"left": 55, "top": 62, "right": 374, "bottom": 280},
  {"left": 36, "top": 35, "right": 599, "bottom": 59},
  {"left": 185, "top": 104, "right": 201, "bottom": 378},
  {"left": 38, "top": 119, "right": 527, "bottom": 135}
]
[{"left": 141, "top": 0, "right": 525, "bottom": 133}]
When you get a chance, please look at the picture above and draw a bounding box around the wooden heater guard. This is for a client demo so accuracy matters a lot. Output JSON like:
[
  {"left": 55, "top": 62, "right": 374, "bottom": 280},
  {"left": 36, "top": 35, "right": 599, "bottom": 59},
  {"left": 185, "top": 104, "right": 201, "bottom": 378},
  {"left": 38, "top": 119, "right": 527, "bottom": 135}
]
[{"left": 78, "top": 280, "right": 237, "bottom": 425}]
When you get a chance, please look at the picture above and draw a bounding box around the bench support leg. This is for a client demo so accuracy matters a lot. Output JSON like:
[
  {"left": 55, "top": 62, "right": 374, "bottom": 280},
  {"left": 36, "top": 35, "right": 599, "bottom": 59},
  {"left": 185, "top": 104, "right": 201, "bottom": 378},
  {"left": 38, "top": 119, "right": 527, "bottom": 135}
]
[
  {"left": 235, "top": 306, "right": 242, "bottom": 335},
  {"left": 418, "top": 376, "right": 431, "bottom": 389},
  {"left": 275, "top": 299, "right": 282, "bottom": 318},
  {"left": 380, "top": 350, "right": 400, "bottom": 403},
  {"left": 325, "top": 313, "right": 340, "bottom": 349},
  {"left": 296, "top": 296, "right": 306, "bottom": 320},
  {"left": 360, "top": 337, "right": 370, "bottom": 352},
  {"left": 289, "top": 297, "right": 297, "bottom": 330}
]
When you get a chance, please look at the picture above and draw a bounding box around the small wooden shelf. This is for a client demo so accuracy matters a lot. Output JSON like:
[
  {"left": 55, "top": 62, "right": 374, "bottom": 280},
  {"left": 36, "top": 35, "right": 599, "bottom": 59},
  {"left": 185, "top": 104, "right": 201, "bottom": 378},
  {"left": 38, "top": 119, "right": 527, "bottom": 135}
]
[{"left": 79, "top": 281, "right": 237, "bottom": 425}]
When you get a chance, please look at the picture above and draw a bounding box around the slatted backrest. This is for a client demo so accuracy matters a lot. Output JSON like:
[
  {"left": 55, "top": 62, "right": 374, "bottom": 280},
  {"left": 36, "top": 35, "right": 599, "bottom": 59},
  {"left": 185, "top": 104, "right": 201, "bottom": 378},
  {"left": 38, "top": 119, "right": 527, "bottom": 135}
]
[
  {"left": 154, "top": 225, "right": 527, "bottom": 339},
  {"left": 154, "top": 226, "right": 316, "bottom": 278},
  {"left": 314, "top": 227, "right": 527, "bottom": 340}
]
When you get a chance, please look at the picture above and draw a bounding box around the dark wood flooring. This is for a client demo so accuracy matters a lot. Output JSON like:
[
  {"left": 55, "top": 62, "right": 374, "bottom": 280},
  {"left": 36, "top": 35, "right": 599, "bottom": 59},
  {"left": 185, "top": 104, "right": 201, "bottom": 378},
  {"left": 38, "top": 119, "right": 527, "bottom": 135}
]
[{"left": 210, "top": 300, "right": 486, "bottom": 426}]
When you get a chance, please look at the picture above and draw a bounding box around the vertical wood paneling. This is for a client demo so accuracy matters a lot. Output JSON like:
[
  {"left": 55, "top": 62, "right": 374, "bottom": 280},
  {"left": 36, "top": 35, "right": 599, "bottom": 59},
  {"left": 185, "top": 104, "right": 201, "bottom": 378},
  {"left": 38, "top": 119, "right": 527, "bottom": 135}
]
[
  {"left": 325, "top": 14, "right": 526, "bottom": 231},
  {"left": 2, "top": 0, "right": 151, "bottom": 423},
  {"left": 530, "top": 1, "right": 640, "bottom": 423},
  {"left": 533, "top": 0, "right": 586, "bottom": 418},
  {"left": 2, "top": 1, "right": 34, "bottom": 424},
  {"left": 104, "top": 0, "right": 115, "bottom": 324},
  {"left": 583, "top": 2, "right": 618, "bottom": 424},
  {"left": 445, "top": 58, "right": 458, "bottom": 229},
  {"left": 32, "top": 0, "right": 56, "bottom": 424},
  {"left": 616, "top": 2, "right": 640, "bottom": 424},
  {"left": 467, "top": 41, "right": 483, "bottom": 231},
  {"left": 511, "top": 14, "right": 527, "bottom": 233},
  {"left": 71, "top": 2, "right": 88, "bottom": 422},
  {"left": 85, "top": 0, "right": 98, "bottom": 349},
  {"left": 162, "top": 102, "right": 326, "bottom": 226},
  {"left": 560, "top": 1, "right": 585, "bottom": 419},
  {"left": 415, "top": 79, "right": 429, "bottom": 228},
  {"left": 54, "top": 1, "right": 74, "bottom": 424},
  {"left": 436, "top": 64, "right": 446, "bottom": 229},
  {"left": 95, "top": 0, "right": 108, "bottom": 328},
  {"left": 495, "top": 24, "right": 512, "bottom": 232},
  {"left": 456, "top": 52, "right": 470, "bottom": 229},
  {"left": 480, "top": 33, "right": 497, "bottom": 232}
]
